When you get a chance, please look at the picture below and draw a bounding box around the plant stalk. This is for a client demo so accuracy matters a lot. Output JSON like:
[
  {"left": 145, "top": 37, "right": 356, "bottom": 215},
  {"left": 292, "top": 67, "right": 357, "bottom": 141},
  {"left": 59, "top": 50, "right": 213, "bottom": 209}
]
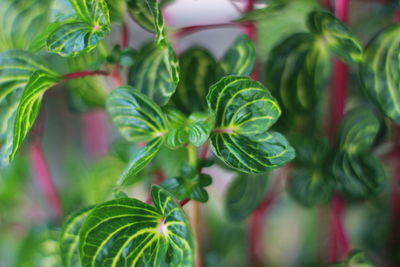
[
  {"left": 29, "top": 143, "right": 63, "bottom": 220},
  {"left": 63, "top": 70, "right": 110, "bottom": 79},
  {"left": 326, "top": 0, "right": 350, "bottom": 263}
]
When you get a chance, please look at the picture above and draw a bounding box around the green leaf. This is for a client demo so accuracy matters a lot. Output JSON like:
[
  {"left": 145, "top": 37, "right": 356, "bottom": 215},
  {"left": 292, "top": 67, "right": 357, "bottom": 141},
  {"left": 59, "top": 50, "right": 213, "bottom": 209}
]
[
  {"left": 29, "top": 21, "right": 63, "bottom": 53},
  {"left": 106, "top": 0, "right": 126, "bottom": 23},
  {"left": 165, "top": 128, "right": 189, "bottom": 149},
  {"left": 225, "top": 174, "right": 268, "bottom": 221},
  {"left": 360, "top": 24, "right": 400, "bottom": 123},
  {"left": 266, "top": 33, "right": 331, "bottom": 114},
  {"left": 220, "top": 35, "right": 256, "bottom": 76},
  {"left": 0, "top": 50, "right": 58, "bottom": 167},
  {"left": 118, "top": 138, "right": 163, "bottom": 185},
  {"left": 107, "top": 86, "right": 168, "bottom": 142},
  {"left": 127, "top": 0, "right": 155, "bottom": 32},
  {"left": 145, "top": 0, "right": 167, "bottom": 46},
  {"left": 337, "top": 108, "right": 380, "bottom": 154},
  {"left": 187, "top": 113, "right": 213, "bottom": 147},
  {"left": 286, "top": 137, "right": 333, "bottom": 206},
  {"left": 129, "top": 43, "right": 180, "bottom": 106},
  {"left": 172, "top": 48, "right": 221, "bottom": 114},
  {"left": 11, "top": 71, "right": 60, "bottom": 160},
  {"left": 46, "top": 0, "right": 111, "bottom": 57},
  {"left": 307, "top": 10, "right": 363, "bottom": 64},
  {"left": 346, "top": 250, "right": 376, "bottom": 266},
  {"left": 0, "top": 0, "right": 52, "bottom": 51},
  {"left": 79, "top": 185, "right": 194, "bottom": 267},
  {"left": 332, "top": 151, "right": 386, "bottom": 199},
  {"left": 61, "top": 206, "right": 94, "bottom": 267},
  {"left": 207, "top": 76, "right": 294, "bottom": 173},
  {"left": 161, "top": 163, "right": 212, "bottom": 202}
]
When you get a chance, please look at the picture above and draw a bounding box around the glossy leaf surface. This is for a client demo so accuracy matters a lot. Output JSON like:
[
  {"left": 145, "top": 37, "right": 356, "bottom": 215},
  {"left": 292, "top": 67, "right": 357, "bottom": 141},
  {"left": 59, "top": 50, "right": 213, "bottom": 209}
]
[
  {"left": 360, "top": 25, "right": 400, "bottom": 123},
  {"left": 79, "top": 186, "right": 194, "bottom": 267},
  {"left": 107, "top": 86, "right": 168, "bottom": 142},
  {"left": 61, "top": 207, "right": 93, "bottom": 267},
  {"left": 129, "top": 43, "right": 179, "bottom": 106},
  {"left": 0, "top": 50, "right": 57, "bottom": 166},
  {"left": 307, "top": 11, "right": 363, "bottom": 63},
  {"left": 46, "top": 0, "right": 111, "bottom": 56},
  {"left": 207, "top": 76, "right": 294, "bottom": 173},
  {"left": 225, "top": 174, "right": 268, "bottom": 221}
]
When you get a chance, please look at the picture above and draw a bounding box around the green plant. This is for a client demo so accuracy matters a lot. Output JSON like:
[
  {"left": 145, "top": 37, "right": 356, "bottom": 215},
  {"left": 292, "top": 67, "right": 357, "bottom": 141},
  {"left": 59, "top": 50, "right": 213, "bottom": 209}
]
[{"left": 1, "top": 0, "right": 400, "bottom": 266}]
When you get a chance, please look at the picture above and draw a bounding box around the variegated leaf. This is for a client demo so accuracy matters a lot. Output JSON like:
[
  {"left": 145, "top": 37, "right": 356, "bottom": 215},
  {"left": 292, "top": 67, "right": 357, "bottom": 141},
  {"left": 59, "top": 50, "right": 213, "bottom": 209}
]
[
  {"left": 360, "top": 25, "right": 400, "bottom": 123},
  {"left": 145, "top": 0, "right": 166, "bottom": 46},
  {"left": 117, "top": 138, "right": 163, "bottom": 185},
  {"left": 0, "top": 50, "right": 57, "bottom": 167},
  {"left": 337, "top": 108, "right": 380, "bottom": 154},
  {"left": 207, "top": 76, "right": 295, "bottom": 173},
  {"left": 0, "top": 0, "right": 51, "bottom": 52},
  {"left": 307, "top": 10, "right": 363, "bottom": 64},
  {"left": 11, "top": 71, "right": 60, "bottom": 160},
  {"left": 106, "top": 86, "right": 168, "bottom": 142},
  {"left": 46, "top": 0, "right": 111, "bottom": 57},
  {"left": 172, "top": 48, "right": 221, "bottom": 114},
  {"left": 129, "top": 43, "right": 179, "bottom": 106},
  {"left": 220, "top": 35, "right": 256, "bottom": 76},
  {"left": 127, "top": 0, "right": 155, "bottom": 32},
  {"left": 332, "top": 152, "right": 386, "bottom": 199},
  {"left": 225, "top": 174, "right": 268, "bottom": 221},
  {"left": 266, "top": 33, "right": 331, "bottom": 114},
  {"left": 79, "top": 185, "right": 194, "bottom": 267},
  {"left": 61, "top": 206, "right": 94, "bottom": 267}
]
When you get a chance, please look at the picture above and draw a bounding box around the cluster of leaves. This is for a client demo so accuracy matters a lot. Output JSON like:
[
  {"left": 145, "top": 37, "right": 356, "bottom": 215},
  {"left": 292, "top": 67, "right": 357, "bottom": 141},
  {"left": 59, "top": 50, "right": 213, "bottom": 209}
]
[{"left": 1, "top": 0, "right": 399, "bottom": 265}]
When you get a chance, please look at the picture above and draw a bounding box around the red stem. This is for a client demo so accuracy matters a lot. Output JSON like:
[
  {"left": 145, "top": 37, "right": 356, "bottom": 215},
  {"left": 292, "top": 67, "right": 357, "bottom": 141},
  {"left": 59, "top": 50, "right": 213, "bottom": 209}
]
[
  {"left": 326, "top": 0, "right": 350, "bottom": 263},
  {"left": 173, "top": 23, "right": 239, "bottom": 39},
  {"left": 179, "top": 198, "right": 190, "bottom": 207},
  {"left": 145, "top": 170, "right": 165, "bottom": 204},
  {"left": 29, "top": 144, "right": 63, "bottom": 219},
  {"left": 121, "top": 22, "right": 129, "bottom": 49},
  {"left": 63, "top": 70, "right": 110, "bottom": 79},
  {"left": 395, "top": 9, "right": 400, "bottom": 23}
]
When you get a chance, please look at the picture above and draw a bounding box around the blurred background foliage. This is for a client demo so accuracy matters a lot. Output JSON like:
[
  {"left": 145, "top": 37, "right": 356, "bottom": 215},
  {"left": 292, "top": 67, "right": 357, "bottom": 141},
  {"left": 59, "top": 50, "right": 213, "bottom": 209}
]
[{"left": 0, "top": 0, "right": 399, "bottom": 266}]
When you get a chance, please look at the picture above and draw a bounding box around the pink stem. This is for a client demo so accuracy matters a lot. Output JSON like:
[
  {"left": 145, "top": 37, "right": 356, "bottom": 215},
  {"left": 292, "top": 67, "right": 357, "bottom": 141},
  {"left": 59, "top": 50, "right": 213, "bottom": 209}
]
[
  {"left": 121, "top": 22, "right": 129, "bottom": 49},
  {"left": 63, "top": 70, "right": 110, "bottom": 79},
  {"left": 29, "top": 144, "right": 63, "bottom": 219},
  {"left": 179, "top": 199, "right": 190, "bottom": 207},
  {"left": 82, "top": 111, "right": 108, "bottom": 160},
  {"left": 173, "top": 23, "right": 239, "bottom": 39}
]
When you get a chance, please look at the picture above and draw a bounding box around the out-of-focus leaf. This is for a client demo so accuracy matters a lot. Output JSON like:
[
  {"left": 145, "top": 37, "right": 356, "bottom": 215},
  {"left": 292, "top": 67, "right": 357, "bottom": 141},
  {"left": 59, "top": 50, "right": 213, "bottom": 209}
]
[
  {"left": 307, "top": 11, "right": 363, "bottom": 64},
  {"left": 79, "top": 186, "right": 194, "bottom": 266},
  {"left": 219, "top": 35, "right": 256, "bottom": 76},
  {"left": 172, "top": 48, "right": 221, "bottom": 114},
  {"left": 105, "top": 0, "right": 125, "bottom": 23},
  {"left": 360, "top": 24, "right": 400, "bottom": 123},
  {"left": 127, "top": 0, "right": 154, "bottom": 32},
  {"left": 129, "top": 43, "right": 179, "bottom": 106},
  {"left": 60, "top": 206, "right": 94, "bottom": 267},
  {"left": 225, "top": 174, "right": 268, "bottom": 221},
  {"left": 266, "top": 33, "right": 330, "bottom": 114},
  {"left": 0, "top": 0, "right": 52, "bottom": 52},
  {"left": 46, "top": 0, "right": 111, "bottom": 56},
  {"left": 207, "top": 76, "right": 295, "bottom": 173}
]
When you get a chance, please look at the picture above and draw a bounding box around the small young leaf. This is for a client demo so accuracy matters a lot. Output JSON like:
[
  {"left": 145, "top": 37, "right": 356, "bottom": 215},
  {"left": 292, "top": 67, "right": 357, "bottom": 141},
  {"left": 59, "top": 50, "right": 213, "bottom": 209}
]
[
  {"left": 129, "top": 43, "right": 180, "bottom": 106},
  {"left": 307, "top": 10, "right": 363, "bottom": 63},
  {"left": 106, "top": 86, "right": 168, "bottom": 142},
  {"left": 79, "top": 186, "right": 194, "bottom": 266},
  {"left": 207, "top": 76, "right": 294, "bottom": 173},
  {"left": 187, "top": 113, "right": 213, "bottom": 147},
  {"left": 225, "top": 174, "right": 269, "bottom": 221},
  {"left": 60, "top": 206, "right": 94, "bottom": 267},
  {"left": 46, "top": 0, "right": 111, "bottom": 57},
  {"left": 172, "top": 48, "right": 221, "bottom": 114},
  {"left": 360, "top": 24, "right": 400, "bottom": 123},
  {"left": 220, "top": 35, "right": 256, "bottom": 76},
  {"left": 11, "top": 72, "right": 60, "bottom": 160},
  {"left": 117, "top": 138, "right": 163, "bottom": 185}
]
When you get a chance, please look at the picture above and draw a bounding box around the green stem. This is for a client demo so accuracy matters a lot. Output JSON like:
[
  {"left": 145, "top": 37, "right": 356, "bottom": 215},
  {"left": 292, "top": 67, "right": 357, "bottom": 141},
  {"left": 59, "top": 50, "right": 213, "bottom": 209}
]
[{"left": 187, "top": 144, "right": 197, "bottom": 168}]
